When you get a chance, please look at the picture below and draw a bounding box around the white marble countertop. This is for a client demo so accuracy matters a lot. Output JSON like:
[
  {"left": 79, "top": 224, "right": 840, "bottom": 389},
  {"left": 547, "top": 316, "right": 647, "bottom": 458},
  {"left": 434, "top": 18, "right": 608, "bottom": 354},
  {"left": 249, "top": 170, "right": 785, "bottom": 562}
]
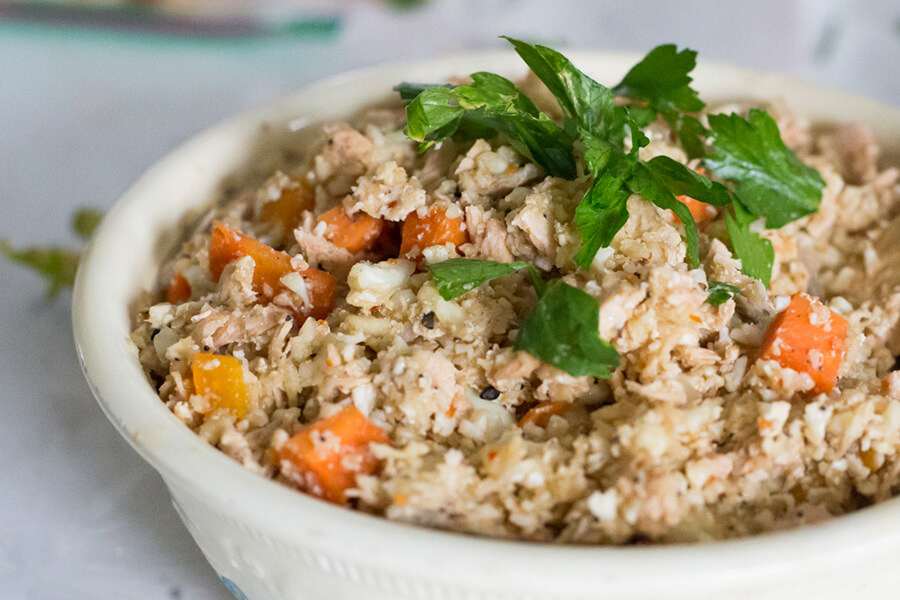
[{"left": 2, "top": 1, "right": 897, "bottom": 598}]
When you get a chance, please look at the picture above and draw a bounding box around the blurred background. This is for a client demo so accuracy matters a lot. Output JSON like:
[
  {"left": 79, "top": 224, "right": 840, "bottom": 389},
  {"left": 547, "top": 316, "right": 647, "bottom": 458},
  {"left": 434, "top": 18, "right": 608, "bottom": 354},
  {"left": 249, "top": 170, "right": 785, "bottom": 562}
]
[{"left": 1, "top": 1, "right": 898, "bottom": 598}]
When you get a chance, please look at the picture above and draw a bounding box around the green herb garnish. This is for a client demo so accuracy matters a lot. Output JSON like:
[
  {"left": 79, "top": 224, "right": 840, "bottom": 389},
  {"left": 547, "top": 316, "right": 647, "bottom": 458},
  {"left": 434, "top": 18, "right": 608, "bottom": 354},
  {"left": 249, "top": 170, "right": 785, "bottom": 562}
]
[
  {"left": 612, "top": 44, "right": 707, "bottom": 158},
  {"left": 725, "top": 202, "right": 775, "bottom": 287},
  {"left": 2, "top": 207, "right": 103, "bottom": 298},
  {"left": 427, "top": 257, "right": 617, "bottom": 377},
  {"left": 427, "top": 258, "right": 539, "bottom": 300},
  {"left": 706, "top": 281, "right": 740, "bottom": 306},
  {"left": 705, "top": 109, "right": 826, "bottom": 229},
  {"left": 573, "top": 169, "right": 632, "bottom": 268},
  {"left": 400, "top": 72, "right": 576, "bottom": 178},
  {"left": 514, "top": 279, "right": 620, "bottom": 378},
  {"left": 400, "top": 37, "right": 825, "bottom": 289}
]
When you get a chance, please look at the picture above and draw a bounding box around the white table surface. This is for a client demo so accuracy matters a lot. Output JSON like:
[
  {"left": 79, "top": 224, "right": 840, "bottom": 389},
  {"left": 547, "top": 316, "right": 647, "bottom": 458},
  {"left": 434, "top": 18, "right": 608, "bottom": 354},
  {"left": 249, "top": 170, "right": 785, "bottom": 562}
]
[{"left": 2, "top": 1, "right": 898, "bottom": 598}]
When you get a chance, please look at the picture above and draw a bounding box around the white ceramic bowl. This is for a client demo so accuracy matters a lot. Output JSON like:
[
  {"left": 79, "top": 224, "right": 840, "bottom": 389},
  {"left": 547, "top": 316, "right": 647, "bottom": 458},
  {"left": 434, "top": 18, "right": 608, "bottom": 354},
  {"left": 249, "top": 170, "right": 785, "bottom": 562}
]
[{"left": 73, "top": 51, "right": 900, "bottom": 600}]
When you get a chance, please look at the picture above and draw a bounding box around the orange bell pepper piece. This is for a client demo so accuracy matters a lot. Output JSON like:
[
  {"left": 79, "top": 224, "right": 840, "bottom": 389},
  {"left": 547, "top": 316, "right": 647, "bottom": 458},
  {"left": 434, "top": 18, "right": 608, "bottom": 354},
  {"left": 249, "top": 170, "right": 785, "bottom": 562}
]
[{"left": 191, "top": 353, "right": 250, "bottom": 418}]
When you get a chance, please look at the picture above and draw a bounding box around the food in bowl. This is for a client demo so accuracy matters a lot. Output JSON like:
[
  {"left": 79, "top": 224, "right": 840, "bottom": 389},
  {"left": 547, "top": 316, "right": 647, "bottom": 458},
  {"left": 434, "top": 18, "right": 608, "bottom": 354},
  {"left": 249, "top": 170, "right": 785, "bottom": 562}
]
[{"left": 130, "top": 39, "right": 900, "bottom": 544}]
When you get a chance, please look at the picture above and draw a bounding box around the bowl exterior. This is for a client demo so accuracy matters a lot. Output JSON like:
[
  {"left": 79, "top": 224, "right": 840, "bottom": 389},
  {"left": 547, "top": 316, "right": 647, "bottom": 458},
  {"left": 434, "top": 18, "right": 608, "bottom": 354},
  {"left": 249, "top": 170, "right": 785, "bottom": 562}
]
[
  {"left": 73, "top": 51, "right": 900, "bottom": 600},
  {"left": 163, "top": 467, "right": 900, "bottom": 600}
]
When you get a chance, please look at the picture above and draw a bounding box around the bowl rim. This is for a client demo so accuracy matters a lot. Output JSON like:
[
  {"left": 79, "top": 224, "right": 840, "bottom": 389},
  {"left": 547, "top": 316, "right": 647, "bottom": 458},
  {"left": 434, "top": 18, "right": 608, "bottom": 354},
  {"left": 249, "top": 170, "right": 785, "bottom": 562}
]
[{"left": 73, "top": 49, "right": 900, "bottom": 594}]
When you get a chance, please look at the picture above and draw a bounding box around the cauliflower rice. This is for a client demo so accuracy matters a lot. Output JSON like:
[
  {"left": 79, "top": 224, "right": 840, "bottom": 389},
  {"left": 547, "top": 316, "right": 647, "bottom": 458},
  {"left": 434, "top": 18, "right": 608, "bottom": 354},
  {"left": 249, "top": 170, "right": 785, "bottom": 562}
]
[{"left": 131, "top": 76, "right": 900, "bottom": 544}]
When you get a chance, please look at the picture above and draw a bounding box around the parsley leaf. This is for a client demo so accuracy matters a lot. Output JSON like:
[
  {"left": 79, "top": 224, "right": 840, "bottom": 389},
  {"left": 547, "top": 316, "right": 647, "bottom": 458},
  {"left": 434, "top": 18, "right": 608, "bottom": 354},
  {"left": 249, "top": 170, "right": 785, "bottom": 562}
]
[
  {"left": 725, "top": 202, "right": 774, "bottom": 286},
  {"left": 706, "top": 281, "right": 740, "bottom": 305},
  {"left": 613, "top": 44, "right": 706, "bottom": 158},
  {"left": 705, "top": 109, "right": 826, "bottom": 228},
  {"left": 503, "top": 36, "right": 624, "bottom": 143},
  {"left": 644, "top": 156, "right": 731, "bottom": 207},
  {"left": 2, "top": 207, "right": 103, "bottom": 299},
  {"left": 574, "top": 170, "right": 631, "bottom": 269},
  {"left": 403, "top": 86, "right": 466, "bottom": 150},
  {"left": 514, "top": 279, "right": 619, "bottom": 378},
  {"left": 427, "top": 258, "right": 536, "bottom": 300},
  {"left": 614, "top": 44, "right": 704, "bottom": 113},
  {"left": 401, "top": 73, "right": 577, "bottom": 177},
  {"left": 628, "top": 162, "right": 701, "bottom": 268},
  {"left": 1, "top": 240, "right": 81, "bottom": 298},
  {"left": 395, "top": 82, "right": 450, "bottom": 103}
]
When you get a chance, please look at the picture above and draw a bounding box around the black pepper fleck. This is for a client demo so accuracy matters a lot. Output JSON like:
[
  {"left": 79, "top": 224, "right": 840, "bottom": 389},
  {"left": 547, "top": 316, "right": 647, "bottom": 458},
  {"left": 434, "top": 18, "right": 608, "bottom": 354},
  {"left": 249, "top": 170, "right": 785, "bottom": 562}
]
[
  {"left": 479, "top": 385, "right": 500, "bottom": 400},
  {"left": 421, "top": 311, "right": 435, "bottom": 329},
  {"left": 203, "top": 345, "right": 210, "bottom": 352}
]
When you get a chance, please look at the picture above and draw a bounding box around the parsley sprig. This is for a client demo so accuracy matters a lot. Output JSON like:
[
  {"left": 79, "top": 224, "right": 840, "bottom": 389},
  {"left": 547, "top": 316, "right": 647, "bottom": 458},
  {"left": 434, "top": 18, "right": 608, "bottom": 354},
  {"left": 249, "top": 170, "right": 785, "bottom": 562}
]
[
  {"left": 706, "top": 281, "right": 740, "bottom": 306},
  {"left": 1, "top": 208, "right": 103, "bottom": 298},
  {"left": 428, "top": 258, "right": 619, "bottom": 378},
  {"left": 399, "top": 37, "right": 825, "bottom": 286}
]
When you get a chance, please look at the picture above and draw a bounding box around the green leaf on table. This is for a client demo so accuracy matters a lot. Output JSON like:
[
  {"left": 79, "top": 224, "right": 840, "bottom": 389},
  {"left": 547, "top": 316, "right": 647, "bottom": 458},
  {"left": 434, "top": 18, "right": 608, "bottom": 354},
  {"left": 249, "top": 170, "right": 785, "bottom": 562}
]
[
  {"left": 706, "top": 281, "right": 740, "bottom": 306},
  {"left": 725, "top": 202, "right": 775, "bottom": 287},
  {"left": 427, "top": 258, "right": 536, "bottom": 300},
  {"left": 705, "top": 109, "right": 825, "bottom": 228},
  {"left": 72, "top": 208, "right": 104, "bottom": 240},
  {"left": 514, "top": 279, "right": 620, "bottom": 378},
  {"left": 1, "top": 240, "right": 80, "bottom": 299}
]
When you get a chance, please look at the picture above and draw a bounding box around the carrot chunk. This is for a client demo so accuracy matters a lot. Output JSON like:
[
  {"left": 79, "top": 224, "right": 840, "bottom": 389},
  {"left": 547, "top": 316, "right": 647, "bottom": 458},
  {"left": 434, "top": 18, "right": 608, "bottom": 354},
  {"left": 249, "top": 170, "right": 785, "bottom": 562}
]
[
  {"left": 671, "top": 168, "right": 716, "bottom": 224},
  {"left": 259, "top": 177, "right": 314, "bottom": 235},
  {"left": 209, "top": 222, "right": 336, "bottom": 321},
  {"left": 280, "top": 405, "right": 390, "bottom": 504},
  {"left": 399, "top": 206, "right": 467, "bottom": 259},
  {"left": 518, "top": 401, "right": 571, "bottom": 428},
  {"left": 296, "top": 267, "right": 338, "bottom": 321},
  {"left": 191, "top": 353, "right": 250, "bottom": 418},
  {"left": 757, "top": 292, "right": 848, "bottom": 394},
  {"left": 317, "top": 206, "right": 386, "bottom": 253},
  {"left": 165, "top": 273, "right": 191, "bottom": 304},
  {"left": 676, "top": 195, "right": 716, "bottom": 224}
]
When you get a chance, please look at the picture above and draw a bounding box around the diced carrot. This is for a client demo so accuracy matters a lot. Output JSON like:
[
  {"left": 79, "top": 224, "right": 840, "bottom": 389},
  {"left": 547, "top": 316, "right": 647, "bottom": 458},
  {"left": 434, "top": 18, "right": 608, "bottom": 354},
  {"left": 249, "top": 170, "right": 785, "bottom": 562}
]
[
  {"left": 518, "top": 401, "right": 572, "bottom": 428},
  {"left": 209, "top": 222, "right": 293, "bottom": 288},
  {"left": 209, "top": 222, "right": 336, "bottom": 321},
  {"left": 757, "top": 292, "right": 848, "bottom": 394},
  {"left": 675, "top": 195, "right": 716, "bottom": 224},
  {"left": 166, "top": 273, "right": 191, "bottom": 304},
  {"left": 317, "top": 206, "right": 386, "bottom": 253},
  {"left": 259, "top": 177, "right": 314, "bottom": 235},
  {"left": 399, "top": 206, "right": 467, "bottom": 259},
  {"left": 671, "top": 167, "right": 716, "bottom": 224},
  {"left": 297, "top": 267, "right": 338, "bottom": 321},
  {"left": 191, "top": 353, "right": 250, "bottom": 419},
  {"left": 280, "top": 405, "right": 390, "bottom": 504}
]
